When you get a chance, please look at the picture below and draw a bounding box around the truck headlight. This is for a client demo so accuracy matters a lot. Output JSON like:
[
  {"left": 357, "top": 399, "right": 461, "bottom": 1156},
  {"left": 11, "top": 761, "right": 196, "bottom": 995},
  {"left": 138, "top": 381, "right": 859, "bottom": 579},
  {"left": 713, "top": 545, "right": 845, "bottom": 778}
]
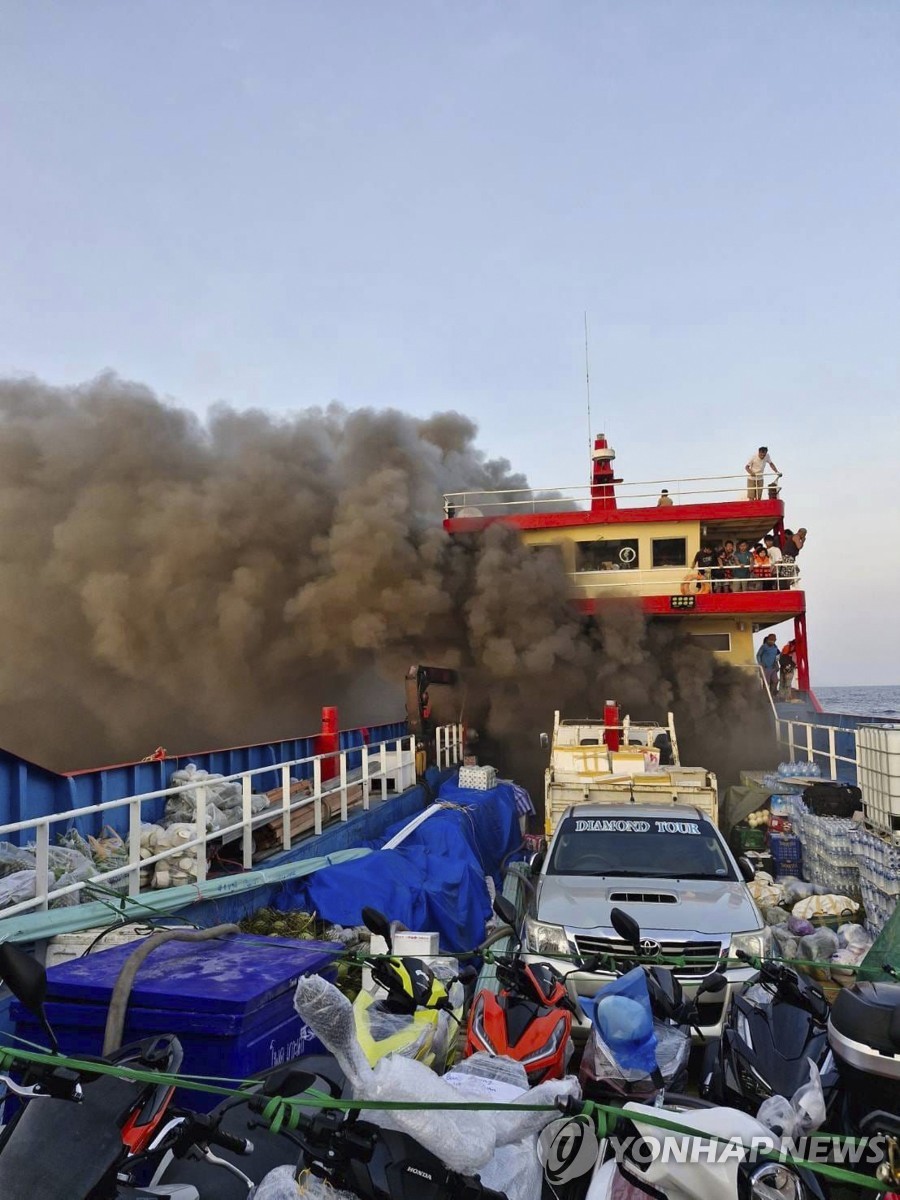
[
  {"left": 524, "top": 916, "right": 570, "bottom": 957},
  {"left": 730, "top": 929, "right": 771, "bottom": 961}
]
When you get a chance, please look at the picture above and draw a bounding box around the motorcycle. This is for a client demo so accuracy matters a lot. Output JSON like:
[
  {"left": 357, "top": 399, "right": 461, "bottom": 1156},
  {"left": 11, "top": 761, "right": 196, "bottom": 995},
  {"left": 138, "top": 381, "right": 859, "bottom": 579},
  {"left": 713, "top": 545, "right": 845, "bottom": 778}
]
[
  {"left": 353, "top": 906, "right": 468, "bottom": 1072},
  {"left": 701, "top": 951, "right": 839, "bottom": 1122},
  {"left": 578, "top": 908, "right": 727, "bottom": 1104},
  {"left": 827, "top": 961, "right": 900, "bottom": 1154},
  {"left": 465, "top": 894, "right": 600, "bottom": 1084},
  {"left": 562, "top": 1094, "right": 827, "bottom": 1200},
  {"left": 253, "top": 1100, "right": 511, "bottom": 1200},
  {"left": 0, "top": 941, "right": 183, "bottom": 1200}
]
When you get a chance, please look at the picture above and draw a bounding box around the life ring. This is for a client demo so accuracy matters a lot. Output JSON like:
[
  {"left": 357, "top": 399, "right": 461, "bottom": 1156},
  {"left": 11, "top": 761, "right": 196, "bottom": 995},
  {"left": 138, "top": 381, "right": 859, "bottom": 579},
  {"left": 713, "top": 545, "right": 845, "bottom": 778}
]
[
  {"left": 681, "top": 572, "right": 710, "bottom": 596},
  {"left": 619, "top": 546, "right": 637, "bottom": 565}
]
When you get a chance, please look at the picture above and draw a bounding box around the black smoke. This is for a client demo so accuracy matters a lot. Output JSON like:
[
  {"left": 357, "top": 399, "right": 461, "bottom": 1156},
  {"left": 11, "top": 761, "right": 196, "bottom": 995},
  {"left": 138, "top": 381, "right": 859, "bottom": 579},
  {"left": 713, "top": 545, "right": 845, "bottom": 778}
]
[{"left": 0, "top": 373, "right": 776, "bottom": 785}]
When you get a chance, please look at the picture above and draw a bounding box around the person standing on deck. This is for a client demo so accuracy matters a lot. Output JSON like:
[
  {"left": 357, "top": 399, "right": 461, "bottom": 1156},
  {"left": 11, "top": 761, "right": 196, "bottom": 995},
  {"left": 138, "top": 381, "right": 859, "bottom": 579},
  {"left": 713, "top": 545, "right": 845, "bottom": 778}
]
[
  {"left": 764, "top": 535, "right": 784, "bottom": 589},
  {"left": 733, "top": 539, "right": 753, "bottom": 592},
  {"left": 756, "top": 634, "right": 780, "bottom": 695},
  {"left": 657, "top": 489, "right": 674, "bottom": 506},
  {"left": 745, "top": 446, "right": 780, "bottom": 500}
]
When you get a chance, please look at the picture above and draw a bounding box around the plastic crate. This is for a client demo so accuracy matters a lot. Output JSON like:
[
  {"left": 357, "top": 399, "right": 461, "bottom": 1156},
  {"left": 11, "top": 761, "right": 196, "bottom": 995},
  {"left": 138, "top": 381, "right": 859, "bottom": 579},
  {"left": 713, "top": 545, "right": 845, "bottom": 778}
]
[
  {"left": 858, "top": 724, "right": 900, "bottom": 833},
  {"left": 12, "top": 934, "right": 338, "bottom": 1109},
  {"left": 768, "top": 832, "right": 802, "bottom": 878},
  {"left": 733, "top": 825, "right": 766, "bottom": 852}
]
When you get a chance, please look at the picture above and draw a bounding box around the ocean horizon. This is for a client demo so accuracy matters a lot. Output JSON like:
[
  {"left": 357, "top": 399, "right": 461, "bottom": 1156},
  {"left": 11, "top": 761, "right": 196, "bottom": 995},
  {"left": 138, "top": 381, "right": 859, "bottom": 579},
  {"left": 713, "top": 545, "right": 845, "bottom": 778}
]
[{"left": 813, "top": 685, "right": 900, "bottom": 720}]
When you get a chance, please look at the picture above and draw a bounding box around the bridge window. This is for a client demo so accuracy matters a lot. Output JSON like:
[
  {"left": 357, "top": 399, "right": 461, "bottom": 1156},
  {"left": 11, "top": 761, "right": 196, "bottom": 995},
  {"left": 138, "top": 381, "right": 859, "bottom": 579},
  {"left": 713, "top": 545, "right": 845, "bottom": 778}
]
[
  {"left": 652, "top": 537, "right": 687, "bottom": 568},
  {"left": 575, "top": 538, "right": 639, "bottom": 572},
  {"left": 690, "top": 633, "right": 732, "bottom": 652}
]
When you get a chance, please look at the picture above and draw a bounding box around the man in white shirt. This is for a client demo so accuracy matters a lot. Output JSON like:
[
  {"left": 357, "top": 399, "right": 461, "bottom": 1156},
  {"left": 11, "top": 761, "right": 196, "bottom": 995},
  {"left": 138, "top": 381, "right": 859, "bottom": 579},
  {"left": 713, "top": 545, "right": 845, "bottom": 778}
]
[
  {"left": 764, "top": 535, "right": 783, "bottom": 590},
  {"left": 745, "top": 445, "right": 780, "bottom": 500}
]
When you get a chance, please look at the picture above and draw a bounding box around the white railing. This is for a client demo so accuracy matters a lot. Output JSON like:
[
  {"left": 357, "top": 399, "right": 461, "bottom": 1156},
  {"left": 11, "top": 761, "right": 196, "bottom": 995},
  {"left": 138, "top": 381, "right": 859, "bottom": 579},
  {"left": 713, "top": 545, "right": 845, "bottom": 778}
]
[
  {"left": 567, "top": 566, "right": 802, "bottom": 596},
  {"left": 443, "top": 472, "right": 785, "bottom": 516},
  {"left": 775, "top": 717, "right": 858, "bottom": 782},
  {"left": 0, "top": 727, "right": 464, "bottom": 921},
  {"left": 436, "top": 724, "right": 464, "bottom": 769}
]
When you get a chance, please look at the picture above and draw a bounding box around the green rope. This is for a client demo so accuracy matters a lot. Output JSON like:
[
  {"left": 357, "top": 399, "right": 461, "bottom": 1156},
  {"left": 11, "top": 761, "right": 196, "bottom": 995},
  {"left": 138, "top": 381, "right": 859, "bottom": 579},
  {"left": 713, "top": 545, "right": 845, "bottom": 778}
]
[{"left": 0, "top": 1038, "right": 891, "bottom": 1192}]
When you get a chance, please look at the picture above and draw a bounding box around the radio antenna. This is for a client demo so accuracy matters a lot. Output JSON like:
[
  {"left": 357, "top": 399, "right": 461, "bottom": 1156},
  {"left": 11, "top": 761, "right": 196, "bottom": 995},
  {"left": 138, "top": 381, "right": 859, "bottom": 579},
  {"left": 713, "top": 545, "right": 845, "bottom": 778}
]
[{"left": 584, "top": 311, "right": 593, "bottom": 468}]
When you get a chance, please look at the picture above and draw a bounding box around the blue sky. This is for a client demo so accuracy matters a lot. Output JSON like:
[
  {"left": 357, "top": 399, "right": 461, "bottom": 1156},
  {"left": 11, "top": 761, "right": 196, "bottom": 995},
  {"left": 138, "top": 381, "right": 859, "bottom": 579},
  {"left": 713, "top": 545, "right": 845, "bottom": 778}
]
[{"left": 2, "top": 1, "right": 898, "bottom": 685}]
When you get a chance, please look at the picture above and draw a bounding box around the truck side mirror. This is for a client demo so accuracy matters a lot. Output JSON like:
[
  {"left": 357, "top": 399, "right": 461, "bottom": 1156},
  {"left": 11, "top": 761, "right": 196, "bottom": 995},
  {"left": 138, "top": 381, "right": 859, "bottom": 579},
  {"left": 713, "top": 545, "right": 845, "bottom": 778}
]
[
  {"left": 529, "top": 849, "right": 546, "bottom": 875},
  {"left": 539, "top": 732, "right": 549, "bottom": 749},
  {"left": 737, "top": 857, "right": 756, "bottom": 883}
]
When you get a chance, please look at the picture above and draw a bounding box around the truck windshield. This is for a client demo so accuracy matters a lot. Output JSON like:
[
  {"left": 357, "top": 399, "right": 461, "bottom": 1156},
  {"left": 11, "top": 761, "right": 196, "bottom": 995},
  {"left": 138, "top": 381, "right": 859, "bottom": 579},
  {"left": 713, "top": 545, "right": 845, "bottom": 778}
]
[{"left": 548, "top": 816, "right": 737, "bottom": 880}]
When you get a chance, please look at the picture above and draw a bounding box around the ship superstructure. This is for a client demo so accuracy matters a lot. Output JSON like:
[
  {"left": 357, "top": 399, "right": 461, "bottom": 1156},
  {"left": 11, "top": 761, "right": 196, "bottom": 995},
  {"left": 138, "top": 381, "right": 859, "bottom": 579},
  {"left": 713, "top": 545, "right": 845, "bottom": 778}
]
[{"left": 443, "top": 435, "right": 809, "bottom": 692}]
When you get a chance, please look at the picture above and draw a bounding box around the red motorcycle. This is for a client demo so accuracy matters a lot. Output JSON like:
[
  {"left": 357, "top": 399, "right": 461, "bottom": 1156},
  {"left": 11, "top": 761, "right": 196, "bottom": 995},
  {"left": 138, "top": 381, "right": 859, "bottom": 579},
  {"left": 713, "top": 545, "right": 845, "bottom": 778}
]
[{"left": 465, "top": 895, "right": 598, "bottom": 1084}]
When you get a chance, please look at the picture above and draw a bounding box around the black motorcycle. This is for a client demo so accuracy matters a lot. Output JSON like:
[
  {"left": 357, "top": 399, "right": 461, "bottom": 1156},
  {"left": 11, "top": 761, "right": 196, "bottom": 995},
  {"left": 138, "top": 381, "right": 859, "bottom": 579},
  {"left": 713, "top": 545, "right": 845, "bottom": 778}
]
[
  {"left": 0, "top": 942, "right": 184, "bottom": 1200},
  {"left": 701, "top": 953, "right": 839, "bottom": 1121}
]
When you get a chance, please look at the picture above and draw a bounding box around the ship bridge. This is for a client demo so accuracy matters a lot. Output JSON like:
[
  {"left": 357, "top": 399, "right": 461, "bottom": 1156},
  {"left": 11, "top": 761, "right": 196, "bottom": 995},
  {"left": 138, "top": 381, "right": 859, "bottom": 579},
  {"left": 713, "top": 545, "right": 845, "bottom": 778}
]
[{"left": 443, "top": 435, "right": 809, "bottom": 690}]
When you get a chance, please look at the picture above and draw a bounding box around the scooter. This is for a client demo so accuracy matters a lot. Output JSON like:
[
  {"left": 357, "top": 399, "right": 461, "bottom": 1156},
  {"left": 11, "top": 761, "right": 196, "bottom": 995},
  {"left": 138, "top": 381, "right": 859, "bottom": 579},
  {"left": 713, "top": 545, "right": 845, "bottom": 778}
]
[
  {"left": 0, "top": 941, "right": 183, "bottom": 1200},
  {"left": 564, "top": 1095, "right": 827, "bottom": 1200},
  {"left": 827, "top": 962, "right": 900, "bottom": 1149},
  {"left": 578, "top": 908, "right": 727, "bottom": 1104},
  {"left": 465, "top": 895, "right": 600, "bottom": 1084},
  {"left": 254, "top": 1097, "right": 510, "bottom": 1200},
  {"left": 354, "top": 906, "right": 469, "bottom": 1071},
  {"left": 129, "top": 1059, "right": 344, "bottom": 1198},
  {"left": 701, "top": 951, "right": 839, "bottom": 1121}
]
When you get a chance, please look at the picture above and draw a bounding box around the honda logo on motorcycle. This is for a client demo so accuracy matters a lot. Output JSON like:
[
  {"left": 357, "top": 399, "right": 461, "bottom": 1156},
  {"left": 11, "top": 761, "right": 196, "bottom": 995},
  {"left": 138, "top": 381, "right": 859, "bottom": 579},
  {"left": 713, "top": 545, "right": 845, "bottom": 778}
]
[{"left": 639, "top": 939, "right": 662, "bottom": 958}]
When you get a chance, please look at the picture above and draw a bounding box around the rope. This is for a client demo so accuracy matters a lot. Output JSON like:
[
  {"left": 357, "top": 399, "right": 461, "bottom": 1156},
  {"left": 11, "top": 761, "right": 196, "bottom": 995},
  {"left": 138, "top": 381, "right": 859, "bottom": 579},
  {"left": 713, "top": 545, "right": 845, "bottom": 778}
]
[{"left": 0, "top": 1040, "right": 890, "bottom": 1192}]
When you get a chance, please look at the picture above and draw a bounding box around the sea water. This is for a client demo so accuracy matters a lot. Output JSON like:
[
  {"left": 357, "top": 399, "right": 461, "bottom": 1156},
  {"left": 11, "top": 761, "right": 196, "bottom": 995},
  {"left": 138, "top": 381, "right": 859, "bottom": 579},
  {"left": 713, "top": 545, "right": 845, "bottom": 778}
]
[{"left": 814, "top": 685, "right": 900, "bottom": 720}]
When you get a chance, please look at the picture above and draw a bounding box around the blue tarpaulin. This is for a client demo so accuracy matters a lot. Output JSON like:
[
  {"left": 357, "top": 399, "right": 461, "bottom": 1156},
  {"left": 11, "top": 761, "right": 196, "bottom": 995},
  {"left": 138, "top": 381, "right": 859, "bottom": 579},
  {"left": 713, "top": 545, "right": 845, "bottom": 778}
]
[{"left": 291, "top": 778, "right": 525, "bottom": 951}]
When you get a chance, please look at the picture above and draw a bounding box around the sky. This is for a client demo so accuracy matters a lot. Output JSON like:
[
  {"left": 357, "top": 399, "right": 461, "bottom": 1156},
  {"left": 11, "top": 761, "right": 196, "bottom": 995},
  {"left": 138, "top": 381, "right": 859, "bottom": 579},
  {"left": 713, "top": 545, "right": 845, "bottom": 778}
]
[{"left": 1, "top": 1, "right": 898, "bottom": 687}]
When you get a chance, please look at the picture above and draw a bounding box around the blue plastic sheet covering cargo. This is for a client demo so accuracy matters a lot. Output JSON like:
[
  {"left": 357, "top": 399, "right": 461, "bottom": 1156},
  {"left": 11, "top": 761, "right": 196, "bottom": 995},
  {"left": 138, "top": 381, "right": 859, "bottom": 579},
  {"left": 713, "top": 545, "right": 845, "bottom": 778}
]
[
  {"left": 293, "top": 777, "right": 525, "bottom": 952},
  {"left": 10, "top": 934, "right": 337, "bottom": 1109}
]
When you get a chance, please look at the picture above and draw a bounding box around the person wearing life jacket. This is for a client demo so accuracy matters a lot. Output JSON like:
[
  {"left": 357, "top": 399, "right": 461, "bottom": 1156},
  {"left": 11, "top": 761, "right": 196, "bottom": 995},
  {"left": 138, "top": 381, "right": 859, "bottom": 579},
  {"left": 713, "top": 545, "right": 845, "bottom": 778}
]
[
  {"left": 750, "top": 543, "right": 772, "bottom": 591},
  {"left": 778, "top": 641, "right": 797, "bottom": 701}
]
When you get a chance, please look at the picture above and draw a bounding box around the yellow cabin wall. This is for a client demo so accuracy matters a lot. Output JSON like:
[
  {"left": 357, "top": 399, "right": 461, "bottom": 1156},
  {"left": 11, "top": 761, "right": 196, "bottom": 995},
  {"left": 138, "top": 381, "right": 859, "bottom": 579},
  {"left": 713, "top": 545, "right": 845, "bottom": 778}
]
[{"left": 522, "top": 524, "right": 757, "bottom": 672}]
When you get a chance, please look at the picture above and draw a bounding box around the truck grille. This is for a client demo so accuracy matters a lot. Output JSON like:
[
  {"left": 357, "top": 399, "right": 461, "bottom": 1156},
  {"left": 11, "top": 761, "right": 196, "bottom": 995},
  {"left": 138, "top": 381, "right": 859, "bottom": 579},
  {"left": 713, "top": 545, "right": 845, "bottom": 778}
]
[{"left": 573, "top": 934, "right": 724, "bottom": 978}]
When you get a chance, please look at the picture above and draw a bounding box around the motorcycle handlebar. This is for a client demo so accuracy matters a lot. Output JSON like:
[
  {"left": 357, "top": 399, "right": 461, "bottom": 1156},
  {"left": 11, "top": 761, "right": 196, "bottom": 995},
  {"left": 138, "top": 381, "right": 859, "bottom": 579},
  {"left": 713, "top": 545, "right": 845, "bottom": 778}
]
[{"left": 208, "top": 1126, "right": 254, "bottom": 1156}]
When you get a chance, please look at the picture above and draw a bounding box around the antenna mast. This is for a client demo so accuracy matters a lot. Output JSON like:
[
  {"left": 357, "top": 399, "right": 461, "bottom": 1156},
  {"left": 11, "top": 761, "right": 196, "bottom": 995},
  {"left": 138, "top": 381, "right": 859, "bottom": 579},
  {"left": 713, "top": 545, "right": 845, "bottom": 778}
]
[{"left": 584, "top": 311, "right": 593, "bottom": 470}]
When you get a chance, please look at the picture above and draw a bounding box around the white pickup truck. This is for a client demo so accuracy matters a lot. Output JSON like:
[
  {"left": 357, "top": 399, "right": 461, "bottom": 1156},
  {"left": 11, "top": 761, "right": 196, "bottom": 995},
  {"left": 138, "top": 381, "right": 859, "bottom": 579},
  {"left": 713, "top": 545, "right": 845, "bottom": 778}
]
[
  {"left": 524, "top": 801, "right": 767, "bottom": 1038},
  {"left": 542, "top": 710, "right": 718, "bottom": 835}
]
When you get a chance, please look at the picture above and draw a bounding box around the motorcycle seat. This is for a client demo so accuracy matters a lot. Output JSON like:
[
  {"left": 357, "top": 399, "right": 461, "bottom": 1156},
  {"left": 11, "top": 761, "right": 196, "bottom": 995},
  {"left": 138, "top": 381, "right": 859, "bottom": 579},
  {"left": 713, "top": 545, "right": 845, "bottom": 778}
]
[{"left": 830, "top": 982, "right": 900, "bottom": 1055}]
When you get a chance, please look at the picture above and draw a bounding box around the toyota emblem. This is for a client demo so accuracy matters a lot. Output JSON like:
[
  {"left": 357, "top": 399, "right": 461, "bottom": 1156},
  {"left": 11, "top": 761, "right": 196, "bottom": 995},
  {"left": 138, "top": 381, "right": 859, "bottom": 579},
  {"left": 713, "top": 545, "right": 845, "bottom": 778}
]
[{"left": 639, "top": 938, "right": 662, "bottom": 958}]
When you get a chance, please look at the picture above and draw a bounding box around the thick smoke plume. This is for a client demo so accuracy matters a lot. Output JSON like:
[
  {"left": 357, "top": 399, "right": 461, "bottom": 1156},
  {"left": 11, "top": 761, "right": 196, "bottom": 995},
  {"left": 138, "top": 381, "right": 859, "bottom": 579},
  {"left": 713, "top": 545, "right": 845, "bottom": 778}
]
[{"left": 0, "top": 374, "right": 775, "bottom": 784}]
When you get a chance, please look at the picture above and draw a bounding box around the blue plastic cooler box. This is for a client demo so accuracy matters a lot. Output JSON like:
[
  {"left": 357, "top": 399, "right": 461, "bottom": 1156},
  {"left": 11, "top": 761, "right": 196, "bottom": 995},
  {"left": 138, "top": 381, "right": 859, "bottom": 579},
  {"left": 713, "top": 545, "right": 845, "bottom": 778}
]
[{"left": 11, "top": 934, "right": 338, "bottom": 1108}]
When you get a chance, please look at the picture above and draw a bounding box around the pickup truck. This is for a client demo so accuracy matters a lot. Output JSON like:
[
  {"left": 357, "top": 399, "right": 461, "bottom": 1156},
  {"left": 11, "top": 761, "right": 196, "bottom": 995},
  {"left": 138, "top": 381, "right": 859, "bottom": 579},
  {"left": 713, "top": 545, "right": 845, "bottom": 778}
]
[
  {"left": 523, "top": 801, "right": 768, "bottom": 1038},
  {"left": 542, "top": 711, "right": 718, "bottom": 835}
]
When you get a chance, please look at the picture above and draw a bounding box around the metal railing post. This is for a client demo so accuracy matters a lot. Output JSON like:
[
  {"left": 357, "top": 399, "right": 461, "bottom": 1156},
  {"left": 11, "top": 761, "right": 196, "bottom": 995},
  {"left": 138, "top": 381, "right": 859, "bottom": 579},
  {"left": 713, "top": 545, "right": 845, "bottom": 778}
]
[
  {"left": 281, "top": 765, "right": 291, "bottom": 850},
  {"left": 361, "top": 745, "right": 370, "bottom": 810},
  {"left": 34, "top": 822, "right": 50, "bottom": 912},
  {"left": 194, "top": 783, "right": 208, "bottom": 884},
  {"left": 827, "top": 727, "right": 837, "bottom": 780},
  {"left": 128, "top": 798, "right": 142, "bottom": 896},
  {"left": 787, "top": 722, "right": 795, "bottom": 761},
  {"left": 339, "top": 750, "right": 348, "bottom": 821},
  {"left": 380, "top": 741, "right": 388, "bottom": 795},
  {"left": 241, "top": 774, "right": 253, "bottom": 869},
  {"left": 313, "top": 757, "right": 323, "bottom": 836}
]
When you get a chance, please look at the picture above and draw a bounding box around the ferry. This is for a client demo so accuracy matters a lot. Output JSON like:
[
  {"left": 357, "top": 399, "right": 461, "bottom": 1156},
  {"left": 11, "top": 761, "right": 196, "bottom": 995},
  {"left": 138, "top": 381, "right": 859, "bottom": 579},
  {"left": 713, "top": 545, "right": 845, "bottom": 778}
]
[
  {"left": 0, "top": 435, "right": 896, "bottom": 1058},
  {"left": 443, "top": 433, "right": 810, "bottom": 696}
]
